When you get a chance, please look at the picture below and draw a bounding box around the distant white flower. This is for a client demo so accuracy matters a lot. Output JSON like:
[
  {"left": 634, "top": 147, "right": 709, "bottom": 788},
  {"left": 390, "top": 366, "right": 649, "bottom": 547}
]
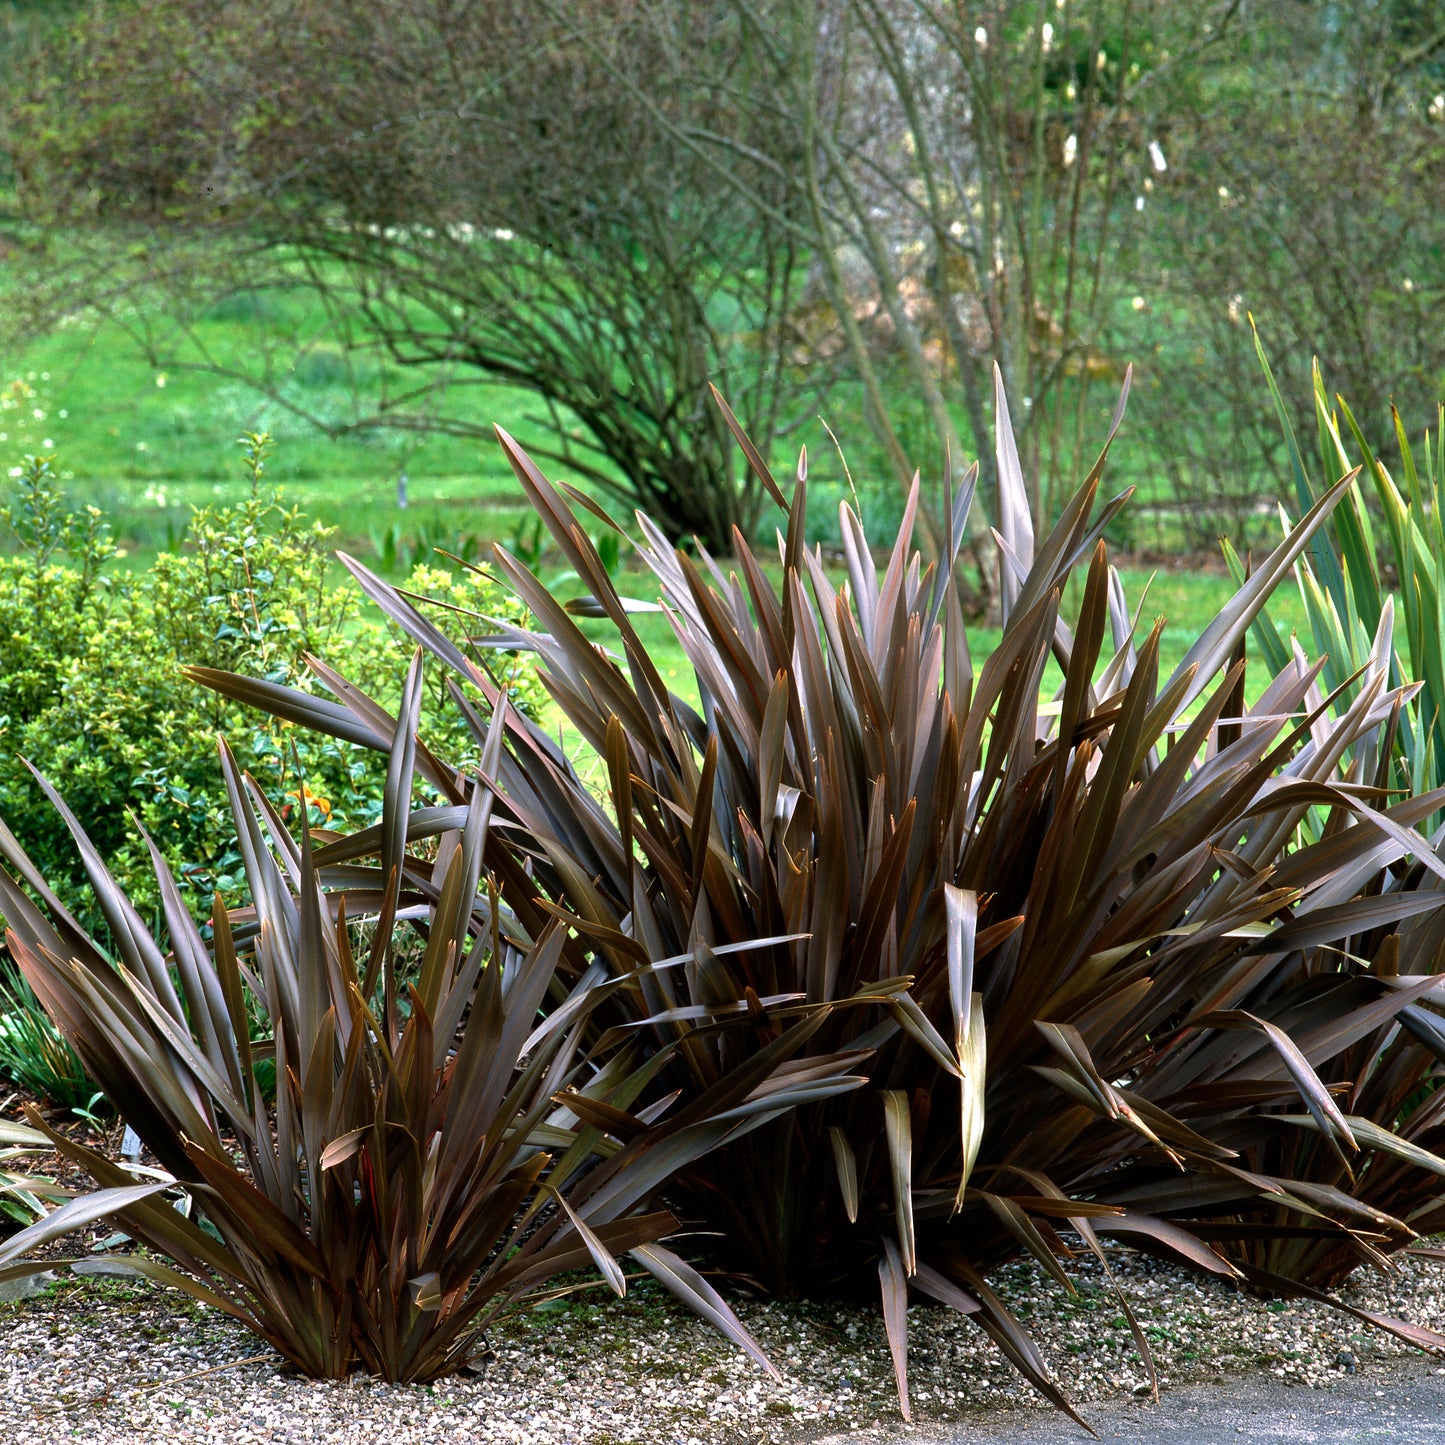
[
  {"left": 1430, "top": 94, "right": 1445, "bottom": 122},
  {"left": 1041, "top": 22, "right": 1054, "bottom": 52},
  {"left": 136, "top": 441, "right": 148, "bottom": 452},
  {"left": 155, "top": 373, "right": 167, "bottom": 388},
  {"left": 41, "top": 438, "right": 52, "bottom": 449},
  {"left": 1403, "top": 277, "right": 1416, "bottom": 293},
  {"left": 1062, "top": 133, "right": 1078, "bottom": 166},
  {"left": 1228, "top": 294, "right": 1243, "bottom": 323},
  {"left": 974, "top": 25, "right": 988, "bottom": 50},
  {"left": 31, "top": 408, "right": 44, "bottom": 420},
  {"left": 1148, "top": 140, "right": 1167, "bottom": 173},
  {"left": 1131, "top": 296, "right": 1147, "bottom": 311},
  {"left": 1135, "top": 195, "right": 1145, "bottom": 211},
  {"left": 1096, "top": 48, "right": 1107, "bottom": 70},
  {"left": 1217, "top": 185, "right": 1230, "bottom": 201},
  {"left": 6, "top": 468, "right": 20, "bottom": 479},
  {"left": 57, "top": 409, "right": 68, "bottom": 419}
]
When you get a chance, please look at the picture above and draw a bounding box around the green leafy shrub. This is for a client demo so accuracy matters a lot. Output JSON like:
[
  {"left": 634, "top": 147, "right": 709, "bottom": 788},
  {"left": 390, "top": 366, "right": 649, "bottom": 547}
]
[
  {"left": 0, "top": 670, "right": 863, "bottom": 1378},
  {"left": 0, "top": 452, "right": 115, "bottom": 725},
  {"left": 212, "top": 388, "right": 1445, "bottom": 1418},
  {"left": 368, "top": 517, "right": 483, "bottom": 574},
  {"left": 0, "top": 443, "right": 543, "bottom": 934}
]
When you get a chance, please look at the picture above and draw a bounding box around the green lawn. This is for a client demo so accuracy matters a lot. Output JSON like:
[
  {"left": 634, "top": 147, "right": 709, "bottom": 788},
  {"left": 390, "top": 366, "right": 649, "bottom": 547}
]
[
  {"left": 1, "top": 297, "right": 557, "bottom": 561},
  {"left": 3, "top": 324, "right": 1311, "bottom": 683},
  {"left": 0, "top": 277, "right": 1312, "bottom": 726},
  {"left": 0, "top": 264, "right": 1202, "bottom": 563}
]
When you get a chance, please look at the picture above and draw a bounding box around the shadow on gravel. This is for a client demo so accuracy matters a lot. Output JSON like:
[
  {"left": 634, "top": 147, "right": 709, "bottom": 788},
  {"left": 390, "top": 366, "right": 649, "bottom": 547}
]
[{"left": 816, "top": 1355, "right": 1445, "bottom": 1444}]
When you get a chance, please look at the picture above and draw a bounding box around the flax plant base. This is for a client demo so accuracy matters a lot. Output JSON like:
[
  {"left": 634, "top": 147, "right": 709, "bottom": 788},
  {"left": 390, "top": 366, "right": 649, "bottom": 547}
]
[{"left": 3, "top": 1244, "right": 1444, "bottom": 1444}]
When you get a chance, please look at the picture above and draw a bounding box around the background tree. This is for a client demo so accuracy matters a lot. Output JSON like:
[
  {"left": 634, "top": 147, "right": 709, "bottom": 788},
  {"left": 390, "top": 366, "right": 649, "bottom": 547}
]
[
  {"left": 5, "top": 0, "right": 1444, "bottom": 553},
  {"left": 6, "top": 0, "right": 819, "bottom": 549},
  {"left": 594, "top": 0, "right": 1239, "bottom": 538},
  {"left": 1119, "top": 0, "right": 1445, "bottom": 546},
  {"left": 3, "top": 0, "right": 1225, "bottom": 547}
]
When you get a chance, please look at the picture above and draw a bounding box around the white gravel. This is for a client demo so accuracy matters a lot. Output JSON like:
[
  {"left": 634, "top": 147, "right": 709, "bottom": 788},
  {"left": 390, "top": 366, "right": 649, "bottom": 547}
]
[{"left": 1, "top": 1245, "right": 1443, "bottom": 1443}]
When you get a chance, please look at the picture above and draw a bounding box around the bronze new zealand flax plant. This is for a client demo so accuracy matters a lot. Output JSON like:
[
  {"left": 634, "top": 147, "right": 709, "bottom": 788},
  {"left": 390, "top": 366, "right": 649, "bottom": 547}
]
[
  {"left": 192, "top": 374, "right": 1445, "bottom": 1416},
  {"left": 0, "top": 652, "right": 869, "bottom": 1380}
]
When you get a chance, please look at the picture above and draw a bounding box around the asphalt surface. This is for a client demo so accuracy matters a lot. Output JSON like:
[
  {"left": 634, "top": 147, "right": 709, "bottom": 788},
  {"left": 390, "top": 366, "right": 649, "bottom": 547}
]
[{"left": 815, "top": 1356, "right": 1445, "bottom": 1444}]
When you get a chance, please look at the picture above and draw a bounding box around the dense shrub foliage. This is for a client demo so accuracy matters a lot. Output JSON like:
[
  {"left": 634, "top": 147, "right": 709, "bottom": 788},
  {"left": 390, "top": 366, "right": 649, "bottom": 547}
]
[{"left": 0, "top": 450, "right": 542, "bottom": 938}]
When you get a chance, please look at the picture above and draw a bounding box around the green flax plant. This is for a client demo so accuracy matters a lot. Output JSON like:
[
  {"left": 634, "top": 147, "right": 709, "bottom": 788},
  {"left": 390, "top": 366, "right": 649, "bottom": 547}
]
[
  {"left": 1226, "top": 346, "right": 1445, "bottom": 820},
  {"left": 0, "top": 655, "right": 867, "bottom": 1380},
  {"left": 0, "top": 1117, "right": 64, "bottom": 1231},
  {"left": 197, "top": 375, "right": 1445, "bottom": 1417},
  {"left": 0, "top": 962, "right": 93, "bottom": 1110}
]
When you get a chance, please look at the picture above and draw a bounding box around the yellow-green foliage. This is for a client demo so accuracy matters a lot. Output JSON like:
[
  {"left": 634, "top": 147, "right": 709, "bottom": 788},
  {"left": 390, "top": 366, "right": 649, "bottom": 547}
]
[{"left": 0, "top": 453, "right": 542, "bottom": 933}]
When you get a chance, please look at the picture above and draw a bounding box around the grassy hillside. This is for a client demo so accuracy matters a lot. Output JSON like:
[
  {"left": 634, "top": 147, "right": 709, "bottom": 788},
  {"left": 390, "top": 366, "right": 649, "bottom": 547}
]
[{"left": 1, "top": 304, "right": 551, "bottom": 561}]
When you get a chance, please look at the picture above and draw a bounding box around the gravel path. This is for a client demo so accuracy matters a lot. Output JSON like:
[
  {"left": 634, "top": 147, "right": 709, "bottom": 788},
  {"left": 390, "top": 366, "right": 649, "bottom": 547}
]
[{"left": 1, "top": 1245, "right": 1443, "bottom": 1444}]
